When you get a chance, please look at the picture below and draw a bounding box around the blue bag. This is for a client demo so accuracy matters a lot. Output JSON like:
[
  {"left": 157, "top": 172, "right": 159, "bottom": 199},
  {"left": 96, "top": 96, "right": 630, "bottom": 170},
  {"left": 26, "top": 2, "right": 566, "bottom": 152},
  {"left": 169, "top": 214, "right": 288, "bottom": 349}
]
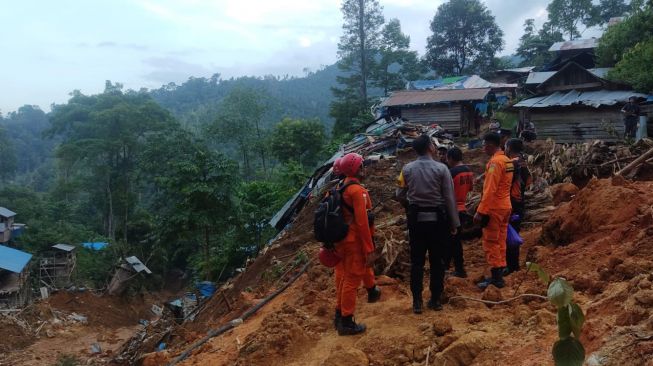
[{"left": 507, "top": 224, "right": 523, "bottom": 248}]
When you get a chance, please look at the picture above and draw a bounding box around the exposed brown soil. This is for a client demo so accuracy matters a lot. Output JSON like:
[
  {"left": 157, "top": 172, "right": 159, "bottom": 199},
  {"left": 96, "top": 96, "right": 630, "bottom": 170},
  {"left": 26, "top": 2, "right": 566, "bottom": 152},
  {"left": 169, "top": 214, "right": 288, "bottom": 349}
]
[{"left": 161, "top": 146, "right": 653, "bottom": 366}]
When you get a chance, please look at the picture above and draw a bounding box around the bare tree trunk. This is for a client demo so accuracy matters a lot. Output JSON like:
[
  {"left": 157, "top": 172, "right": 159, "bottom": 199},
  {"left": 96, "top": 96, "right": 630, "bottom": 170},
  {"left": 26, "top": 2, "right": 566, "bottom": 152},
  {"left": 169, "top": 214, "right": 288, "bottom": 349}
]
[
  {"left": 204, "top": 226, "right": 211, "bottom": 280},
  {"left": 255, "top": 120, "right": 267, "bottom": 176},
  {"left": 358, "top": 0, "right": 367, "bottom": 106},
  {"left": 106, "top": 173, "right": 115, "bottom": 241}
]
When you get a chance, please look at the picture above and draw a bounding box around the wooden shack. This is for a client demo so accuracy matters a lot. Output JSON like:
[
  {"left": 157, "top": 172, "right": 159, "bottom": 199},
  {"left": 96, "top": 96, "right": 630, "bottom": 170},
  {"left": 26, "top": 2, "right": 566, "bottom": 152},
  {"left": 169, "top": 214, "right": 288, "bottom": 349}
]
[
  {"left": 0, "top": 245, "right": 32, "bottom": 309},
  {"left": 380, "top": 88, "right": 490, "bottom": 135},
  {"left": 516, "top": 62, "right": 648, "bottom": 143},
  {"left": 39, "top": 244, "right": 77, "bottom": 289}
]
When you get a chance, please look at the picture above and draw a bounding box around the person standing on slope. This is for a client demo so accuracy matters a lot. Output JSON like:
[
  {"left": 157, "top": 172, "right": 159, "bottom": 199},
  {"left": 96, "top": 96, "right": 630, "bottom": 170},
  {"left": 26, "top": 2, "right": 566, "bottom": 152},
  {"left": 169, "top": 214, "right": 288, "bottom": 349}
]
[
  {"left": 504, "top": 138, "right": 532, "bottom": 275},
  {"left": 444, "top": 146, "right": 473, "bottom": 278},
  {"left": 474, "top": 132, "right": 514, "bottom": 290},
  {"left": 331, "top": 158, "right": 381, "bottom": 331},
  {"left": 334, "top": 153, "right": 376, "bottom": 336},
  {"left": 396, "top": 135, "right": 460, "bottom": 314}
]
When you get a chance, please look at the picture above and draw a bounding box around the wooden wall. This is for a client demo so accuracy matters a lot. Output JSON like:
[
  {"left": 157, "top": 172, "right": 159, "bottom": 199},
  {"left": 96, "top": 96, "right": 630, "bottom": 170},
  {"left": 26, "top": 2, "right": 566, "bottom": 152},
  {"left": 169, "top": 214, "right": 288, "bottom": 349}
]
[
  {"left": 400, "top": 104, "right": 463, "bottom": 133},
  {"left": 529, "top": 107, "right": 624, "bottom": 143}
]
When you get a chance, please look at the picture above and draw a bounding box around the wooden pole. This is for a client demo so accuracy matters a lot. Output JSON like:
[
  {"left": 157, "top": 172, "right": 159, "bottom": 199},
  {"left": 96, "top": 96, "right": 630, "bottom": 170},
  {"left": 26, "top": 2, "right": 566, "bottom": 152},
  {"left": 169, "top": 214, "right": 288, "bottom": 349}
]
[{"left": 616, "top": 147, "right": 653, "bottom": 176}]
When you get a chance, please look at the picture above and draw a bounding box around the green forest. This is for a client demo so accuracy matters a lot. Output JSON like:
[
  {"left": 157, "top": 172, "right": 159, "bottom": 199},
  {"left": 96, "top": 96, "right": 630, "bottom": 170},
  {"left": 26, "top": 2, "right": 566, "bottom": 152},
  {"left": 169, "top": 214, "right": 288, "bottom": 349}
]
[{"left": 1, "top": 0, "right": 651, "bottom": 291}]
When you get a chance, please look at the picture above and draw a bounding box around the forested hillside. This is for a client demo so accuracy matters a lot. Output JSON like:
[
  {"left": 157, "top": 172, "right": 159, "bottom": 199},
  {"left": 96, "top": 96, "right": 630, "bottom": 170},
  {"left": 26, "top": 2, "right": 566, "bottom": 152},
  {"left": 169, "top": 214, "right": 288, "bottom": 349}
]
[{"left": 150, "top": 64, "right": 339, "bottom": 131}]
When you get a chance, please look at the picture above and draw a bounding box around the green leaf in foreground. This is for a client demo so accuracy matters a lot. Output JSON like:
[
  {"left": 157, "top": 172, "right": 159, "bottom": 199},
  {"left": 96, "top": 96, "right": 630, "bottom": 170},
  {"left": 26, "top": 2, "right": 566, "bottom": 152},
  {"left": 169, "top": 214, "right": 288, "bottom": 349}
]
[
  {"left": 557, "top": 305, "right": 572, "bottom": 339},
  {"left": 548, "top": 278, "right": 574, "bottom": 308},
  {"left": 553, "top": 337, "right": 585, "bottom": 366},
  {"left": 526, "top": 261, "right": 550, "bottom": 284},
  {"left": 568, "top": 302, "right": 585, "bottom": 338}
]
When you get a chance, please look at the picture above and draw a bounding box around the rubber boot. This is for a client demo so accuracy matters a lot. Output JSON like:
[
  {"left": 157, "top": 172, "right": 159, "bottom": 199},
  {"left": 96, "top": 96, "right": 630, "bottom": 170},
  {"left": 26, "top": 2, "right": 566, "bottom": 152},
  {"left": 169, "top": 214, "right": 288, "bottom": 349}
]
[
  {"left": 367, "top": 286, "right": 381, "bottom": 303},
  {"left": 333, "top": 309, "right": 341, "bottom": 330},
  {"left": 477, "top": 267, "right": 506, "bottom": 289},
  {"left": 413, "top": 297, "right": 423, "bottom": 314},
  {"left": 491, "top": 267, "right": 505, "bottom": 288},
  {"left": 427, "top": 298, "right": 443, "bottom": 311},
  {"left": 337, "top": 315, "right": 366, "bottom": 336}
]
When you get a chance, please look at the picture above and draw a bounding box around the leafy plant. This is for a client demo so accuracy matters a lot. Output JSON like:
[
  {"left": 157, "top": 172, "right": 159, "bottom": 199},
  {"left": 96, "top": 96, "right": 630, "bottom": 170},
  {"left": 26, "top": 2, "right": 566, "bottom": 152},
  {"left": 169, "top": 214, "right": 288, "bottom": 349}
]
[{"left": 526, "top": 262, "right": 586, "bottom": 366}]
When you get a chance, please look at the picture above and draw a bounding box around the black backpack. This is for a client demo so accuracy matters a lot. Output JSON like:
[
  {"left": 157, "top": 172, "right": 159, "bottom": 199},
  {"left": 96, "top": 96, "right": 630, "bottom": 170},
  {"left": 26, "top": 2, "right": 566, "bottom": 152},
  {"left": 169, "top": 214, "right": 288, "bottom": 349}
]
[{"left": 314, "top": 182, "right": 358, "bottom": 247}]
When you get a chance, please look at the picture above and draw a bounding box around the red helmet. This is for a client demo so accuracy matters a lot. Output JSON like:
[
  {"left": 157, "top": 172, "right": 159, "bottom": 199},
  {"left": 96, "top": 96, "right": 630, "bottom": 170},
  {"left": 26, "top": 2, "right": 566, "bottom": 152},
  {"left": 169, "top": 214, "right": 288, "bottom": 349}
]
[
  {"left": 332, "top": 158, "right": 343, "bottom": 175},
  {"left": 339, "top": 153, "right": 364, "bottom": 177},
  {"left": 318, "top": 247, "right": 342, "bottom": 268}
]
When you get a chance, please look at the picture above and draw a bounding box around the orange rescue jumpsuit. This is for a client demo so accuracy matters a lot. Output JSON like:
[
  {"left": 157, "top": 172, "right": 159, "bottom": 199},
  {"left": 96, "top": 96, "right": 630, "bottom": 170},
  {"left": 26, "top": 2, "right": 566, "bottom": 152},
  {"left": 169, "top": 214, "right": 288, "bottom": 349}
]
[
  {"left": 335, "top": 177, "right": 375, "bottom": 317},
  {"left": 477, "top": 151, "right": 514, "bottom": 268}
]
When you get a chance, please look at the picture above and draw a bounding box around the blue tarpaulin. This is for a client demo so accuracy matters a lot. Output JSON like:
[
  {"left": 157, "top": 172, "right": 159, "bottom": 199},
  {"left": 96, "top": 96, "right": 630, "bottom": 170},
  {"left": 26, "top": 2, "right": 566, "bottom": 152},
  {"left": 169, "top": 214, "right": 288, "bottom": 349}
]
[
  {"left": 0, "top": 245, "right": 32, "bottom": 273},
  {"left": 196, "top": 281, "right": 216, "bottom": 297},
  {"left": 82, "top": 242, "right": 108, "bottom": 250}
]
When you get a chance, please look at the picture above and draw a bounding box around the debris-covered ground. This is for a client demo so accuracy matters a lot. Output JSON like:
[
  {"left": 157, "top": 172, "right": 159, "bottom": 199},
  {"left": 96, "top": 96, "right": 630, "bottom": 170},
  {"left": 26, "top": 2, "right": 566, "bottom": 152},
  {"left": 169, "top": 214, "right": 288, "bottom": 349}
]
[
  {"left": 128, "top": 141, "right": 653, "bottom": 366},
  {"left": 5, "top": 139, "right": 653, "bottom": 366},
  {"left": 0, "top": 291, "right": 158, "bottom": 365}
]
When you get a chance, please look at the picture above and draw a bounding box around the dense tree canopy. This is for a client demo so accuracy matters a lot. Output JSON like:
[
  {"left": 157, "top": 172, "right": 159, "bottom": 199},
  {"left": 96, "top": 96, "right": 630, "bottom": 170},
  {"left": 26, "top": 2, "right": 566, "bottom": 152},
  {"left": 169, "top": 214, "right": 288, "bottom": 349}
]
[
  {"left": 269, "top": 118, "right": 326, "bottom": 167},
  {"left": 425, "top": 0, "right": 504, "bottom": 76},
  {"left": 516, "top": 19, "right": 565, "bottom": 67}
]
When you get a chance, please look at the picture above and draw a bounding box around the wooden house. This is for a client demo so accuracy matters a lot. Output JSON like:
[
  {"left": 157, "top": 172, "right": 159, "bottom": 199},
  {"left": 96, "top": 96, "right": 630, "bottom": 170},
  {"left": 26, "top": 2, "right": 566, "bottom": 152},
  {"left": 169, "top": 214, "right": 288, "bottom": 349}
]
[
  {"left": 0, "top": 245, "right": 32, "bottom": 308},
  {"left": 0, "top": 207, "right": 16, "bottom": 244},
  {"left": 380, "top": 88, "right": 491, "bottom": 135},
  {"left": 515, "top": 62, "right": 649, "bottom": 143}
]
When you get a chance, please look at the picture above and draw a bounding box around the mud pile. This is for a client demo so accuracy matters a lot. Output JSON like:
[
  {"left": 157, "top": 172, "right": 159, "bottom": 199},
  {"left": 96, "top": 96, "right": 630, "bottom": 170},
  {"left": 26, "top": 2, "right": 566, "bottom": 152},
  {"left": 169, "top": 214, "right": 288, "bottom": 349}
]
[
  {"left": 542, "top": 177, "right": 653, "bottom": 245},
  {"left": 138, "top": 145, "right": 653, "bottom": 366}
]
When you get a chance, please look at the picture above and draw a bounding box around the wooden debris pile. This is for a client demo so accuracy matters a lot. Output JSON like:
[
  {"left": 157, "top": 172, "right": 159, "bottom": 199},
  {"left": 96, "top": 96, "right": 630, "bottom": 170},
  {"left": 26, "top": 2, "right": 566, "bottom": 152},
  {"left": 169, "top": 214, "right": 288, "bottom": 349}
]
[{"left": 527, "top": 138, "right": 653, "bottom": 184}]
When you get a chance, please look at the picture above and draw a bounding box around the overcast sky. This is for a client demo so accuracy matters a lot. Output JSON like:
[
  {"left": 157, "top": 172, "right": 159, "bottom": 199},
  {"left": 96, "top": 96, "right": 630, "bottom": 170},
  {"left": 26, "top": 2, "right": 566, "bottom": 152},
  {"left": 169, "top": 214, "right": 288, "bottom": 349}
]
[{"left": 1, "top": 0, "right": 591, "bottom": 113}]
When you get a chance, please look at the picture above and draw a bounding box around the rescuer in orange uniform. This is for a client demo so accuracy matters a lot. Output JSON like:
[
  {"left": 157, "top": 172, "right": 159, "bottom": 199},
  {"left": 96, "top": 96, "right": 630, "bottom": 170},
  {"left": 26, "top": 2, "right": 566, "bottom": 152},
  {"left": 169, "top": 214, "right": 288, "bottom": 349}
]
[
  {"left": 444, "top": 146, "right": 474, "bottom": 278},
  {"left": 334, "top": 153, "right": 377, "bottom": 335},
  {"left": 474, "top": 132, "right": 514, "bottom": 289},
  {"left": 331, "top": 158, "right": 380, "bottom": 331}
]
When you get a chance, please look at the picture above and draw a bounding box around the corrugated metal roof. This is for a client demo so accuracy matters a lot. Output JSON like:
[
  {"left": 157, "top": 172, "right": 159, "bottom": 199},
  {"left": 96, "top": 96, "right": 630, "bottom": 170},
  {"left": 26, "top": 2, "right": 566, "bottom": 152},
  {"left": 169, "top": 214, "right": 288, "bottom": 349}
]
[
  {"left": 526, "top": 68, "right": 613, "bottom": 85},
  {"left": 125, "top": 256, "right": 152, "bottom": 274},
  {"left": 381, "top": 88, "right": 490, "bottom": 107},
  {"left": 434, "top": 75, "right": 517, "bottom": 90},
  {"left": 526, "top": 71, "right": 556, "bottom": 85},
  {"left": 588, "top": 68, "right": 612, "bottom": 78},
  {"left": 514, "top": 90, "right": 648, "bottom": 108},
  {"left": 549, "top": 38, "right": 599, "bottom": 52},
  {"left": 499, "top": 66, "right": 536, "bottom": 73},
  {"left": 52, "top": 244, "right": 76, "bottom": 252},
  {"left": 0, "top": 207, "right": 16, "bottom": 218},
  {"left": 0, "top": 245, "right": 32, "bottom": 273}
]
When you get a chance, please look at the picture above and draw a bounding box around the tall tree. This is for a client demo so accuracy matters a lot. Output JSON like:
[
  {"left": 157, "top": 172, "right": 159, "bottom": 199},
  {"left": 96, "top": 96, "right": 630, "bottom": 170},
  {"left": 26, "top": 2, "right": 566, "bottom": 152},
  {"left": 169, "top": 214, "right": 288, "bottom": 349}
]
[
  {"left": 598, "top": 0, "right": 630, "bottom": 23},
  {"left": 331, "top": 0, "right": 384, "bottom": 136},
  {"left": 547, "top": 0, "right": 600, "bottom": 40},
  {"left": 208, "top": 86, "right": 269, "bottom": 178},
  {"left": 269, "top": 118, "right": 326, "bottom": 168},
  {"left": 48, "top": 82, "right": 178, "bottom": 242},
  {"left": 425, "top": 0, "right": 504, "bottom": 76},
  {"left": 516, "top": 19, "right": 565, "bottom": 67},
  {"left": 596, "top": 2, "right": 653, "bottom": 66},
  {"left": 0, "top": 127, "right": 17, "bottom": 182},
  {"left": 373, "top": 18, "right": 422, "bottom": 96}
]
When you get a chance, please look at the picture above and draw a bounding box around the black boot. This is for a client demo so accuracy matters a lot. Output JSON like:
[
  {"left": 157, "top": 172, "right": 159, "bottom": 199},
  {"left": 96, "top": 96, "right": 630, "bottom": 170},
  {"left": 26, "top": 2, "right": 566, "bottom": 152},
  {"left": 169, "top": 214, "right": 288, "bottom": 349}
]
[
  {"left": 333, "top": 309, "right": 341, "bottom": 330},
  {"left": 427, "top": 298, "right": 443, "bottom": 311},
  {"left": 491, "top": 267, "right": 505, "bottom": 288},
  {"left": 337, "top": 315, "right": 366, "bottom": 336},
  {"left": 413, "top": 297, "right": 423, "bottom": 314},
  {"left": 367, "top": 286, "right": 381, "bottom": 303}
]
